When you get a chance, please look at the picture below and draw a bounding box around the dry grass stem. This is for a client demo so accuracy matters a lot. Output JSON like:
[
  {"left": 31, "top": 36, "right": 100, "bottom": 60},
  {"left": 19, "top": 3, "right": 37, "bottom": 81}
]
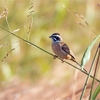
[
  {"left": 24, "top": 1, "right": 34, "bottom": 40},
  {"left": 0, "top": 43, "right": 9, "bottom": 48},
  {"left": 0, "top": 6, "right": 8, "bottom": 19},
  {"left": 13, "top": 29, "right": 20, "bottom": 33},
  {"left": 1, "top": 48, "right": 15, "bottom": 62}
]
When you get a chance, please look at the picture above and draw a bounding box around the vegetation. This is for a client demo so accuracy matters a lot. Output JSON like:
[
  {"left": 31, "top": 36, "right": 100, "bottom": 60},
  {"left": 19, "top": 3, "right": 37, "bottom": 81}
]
[{"left": 0, "top": 0, "right": 100, "bottom": 99}]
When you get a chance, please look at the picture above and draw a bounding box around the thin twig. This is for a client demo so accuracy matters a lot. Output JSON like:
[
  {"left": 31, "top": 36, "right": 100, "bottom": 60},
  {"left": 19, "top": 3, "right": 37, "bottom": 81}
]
[
  {"left": 1, "top": 48, "right": 15, "bottom": 62},
  {"left": 0, "top": 26, "right": 100, "bottom": 83},
  {"left": 6, "top": 17, "right": 12, "bottom": 32},
  {"left": 62, "top": 4, "right": 97, "bottom": 35},
  {"left": 1, "top": 44, "right": 21, "bottom": 62},
  {"left": 0, "top": 34, "right": 11, "bottom": 41},
  {"left": 24, "top": 1, "right": 34, "bottom": 41}
]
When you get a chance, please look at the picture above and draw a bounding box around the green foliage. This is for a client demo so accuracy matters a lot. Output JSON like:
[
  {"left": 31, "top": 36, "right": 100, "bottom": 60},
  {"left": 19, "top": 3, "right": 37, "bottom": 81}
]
[
  {"left": 0, "top": 0, "right": 100, "bottom": 99},
  {"left": 80, "top": 43, "right": 100, "bottom": 100},
  {"left": 0, "top": 0, "right": 100, "bottom": 85},
  {"left": 81, "top": 34, "right": 100, "bottom": 69},
  {"left": 92, "top": 84, "right": 100, "bottom": 100}
]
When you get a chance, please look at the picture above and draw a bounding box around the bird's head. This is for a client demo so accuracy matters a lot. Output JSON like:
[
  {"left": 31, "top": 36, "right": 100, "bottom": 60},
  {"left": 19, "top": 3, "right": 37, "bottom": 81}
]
[{"left": 49, "top": 33, "right": 62, "bottom": 43}]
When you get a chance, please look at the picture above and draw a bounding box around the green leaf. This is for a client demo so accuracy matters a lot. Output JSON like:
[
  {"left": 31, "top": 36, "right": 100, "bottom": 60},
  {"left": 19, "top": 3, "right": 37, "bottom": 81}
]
[
  {"left": 92, "top": 84, "right": 100, "bottom": 99},
  {"left": 81, "top": 34, "right": 100, "bottom": 69}
]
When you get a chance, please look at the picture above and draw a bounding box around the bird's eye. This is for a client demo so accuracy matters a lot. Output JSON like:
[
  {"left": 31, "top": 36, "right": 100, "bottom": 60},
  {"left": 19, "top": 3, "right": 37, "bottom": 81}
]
[
  {"left": 53, "top": 36, "right": 60, "bottom": 41},
  {"left": 55, "top": 36, "right": 60, "bottom": 40}
]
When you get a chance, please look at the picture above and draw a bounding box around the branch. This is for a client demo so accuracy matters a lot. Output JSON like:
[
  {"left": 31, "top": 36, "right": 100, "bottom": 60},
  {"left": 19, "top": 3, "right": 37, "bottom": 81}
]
[{"left": 0, "top": 26, "right": 100, "bottom": 83}]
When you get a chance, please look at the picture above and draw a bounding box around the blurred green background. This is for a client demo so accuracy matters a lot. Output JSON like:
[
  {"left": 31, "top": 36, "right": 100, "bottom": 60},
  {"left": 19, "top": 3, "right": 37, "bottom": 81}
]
[{"left": 0, "top": 0, "right": 99, "bottom": 84}]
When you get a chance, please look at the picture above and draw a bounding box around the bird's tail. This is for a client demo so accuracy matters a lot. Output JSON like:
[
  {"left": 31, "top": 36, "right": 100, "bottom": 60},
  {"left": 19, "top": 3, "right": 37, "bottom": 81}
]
[{"left": 71, "top": 59, "right": 87, "bottom": 72}]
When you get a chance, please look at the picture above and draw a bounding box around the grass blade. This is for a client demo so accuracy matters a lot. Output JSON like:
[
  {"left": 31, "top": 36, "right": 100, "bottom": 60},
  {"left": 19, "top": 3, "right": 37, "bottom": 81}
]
[
  {"left": 80, "top": 43, "right": 99, "bottom": 100},
  {"left": 92, "top": 84, "right": 100, "bottom": 100},
  {"left": 89, "top": 43, "right": 100, "bottom": 99},
  {"left": 81, "top": 34, "right": 100, "bottom": 70}
]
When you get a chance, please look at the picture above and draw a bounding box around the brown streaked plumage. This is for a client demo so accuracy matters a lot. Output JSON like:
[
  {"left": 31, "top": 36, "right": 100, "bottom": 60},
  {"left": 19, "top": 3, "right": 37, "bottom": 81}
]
[
  {"left": 49, "top": 33, "right": 77, "bottom": 61},
  {"left": 49, "top": 33, "right": 87, "bottom": 72},
  {"left": 52, "top": 40, "right": 77, "bottom": 63}
]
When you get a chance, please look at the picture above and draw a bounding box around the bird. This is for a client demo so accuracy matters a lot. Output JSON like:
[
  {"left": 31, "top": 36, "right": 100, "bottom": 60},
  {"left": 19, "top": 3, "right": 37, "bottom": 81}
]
[{"left": 49, "top": 33, "right": 87, "bottom": 72}]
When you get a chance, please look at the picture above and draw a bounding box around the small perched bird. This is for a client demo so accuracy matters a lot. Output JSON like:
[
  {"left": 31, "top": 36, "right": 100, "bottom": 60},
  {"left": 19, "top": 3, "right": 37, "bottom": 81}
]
[{"left": 49, "top": 33, "right": 87, "bottom": 72}]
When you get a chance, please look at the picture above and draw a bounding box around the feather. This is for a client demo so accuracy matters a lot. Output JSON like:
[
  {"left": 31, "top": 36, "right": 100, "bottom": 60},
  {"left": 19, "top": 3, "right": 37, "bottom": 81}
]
[{"left": 61, "top": 43, "right": 75, "bottom": 60}]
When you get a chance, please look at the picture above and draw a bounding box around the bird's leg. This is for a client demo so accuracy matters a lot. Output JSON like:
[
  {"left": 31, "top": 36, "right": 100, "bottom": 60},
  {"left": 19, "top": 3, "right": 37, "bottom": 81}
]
[
  {"left": 53, "top": 55, "right": 58, "bottom": 59},
  {"left": 61, "top": 59, "right": 65, "bottom": 63}
]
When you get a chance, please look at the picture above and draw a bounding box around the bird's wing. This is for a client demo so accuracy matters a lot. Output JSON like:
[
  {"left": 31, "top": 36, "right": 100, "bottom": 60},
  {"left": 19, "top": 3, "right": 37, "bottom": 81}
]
[{"left": 61, "top": 42, "right": 75, "bottom": 59}]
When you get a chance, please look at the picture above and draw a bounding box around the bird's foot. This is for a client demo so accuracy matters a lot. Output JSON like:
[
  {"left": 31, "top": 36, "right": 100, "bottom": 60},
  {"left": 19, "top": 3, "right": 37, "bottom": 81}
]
[
  {"left": 61, "top": 59, "right": 65, "bottom": 63},
  {"left": 53, "top": 55, "right": 58, "bottom": 59}
]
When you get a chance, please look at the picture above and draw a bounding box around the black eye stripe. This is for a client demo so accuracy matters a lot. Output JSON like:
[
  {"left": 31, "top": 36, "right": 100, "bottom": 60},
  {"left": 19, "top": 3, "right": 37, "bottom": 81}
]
[
  {"left": 53, "top": 36, "right": 60, "bottom": 41},
  {"left": 53, "top": 37, "right": 56, "bottom": 41}
]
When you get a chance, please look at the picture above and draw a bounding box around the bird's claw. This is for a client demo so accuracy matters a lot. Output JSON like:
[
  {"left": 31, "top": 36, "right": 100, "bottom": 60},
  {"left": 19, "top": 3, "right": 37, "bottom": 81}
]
[
  {"left": 61, "top": 59, "right": 65, "bottom": 63},
  {"left": 53, "top": 55, "right": 58, "bottom": 59},
  {"left": 53, "top": 55, "right": 65, "bottom": 63}
]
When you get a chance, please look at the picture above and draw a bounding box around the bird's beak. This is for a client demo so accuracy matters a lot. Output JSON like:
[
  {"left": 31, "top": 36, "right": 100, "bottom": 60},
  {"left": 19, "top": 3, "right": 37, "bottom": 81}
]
[{"left": 49, "top": 35, "right": 52, "bottom": 38}]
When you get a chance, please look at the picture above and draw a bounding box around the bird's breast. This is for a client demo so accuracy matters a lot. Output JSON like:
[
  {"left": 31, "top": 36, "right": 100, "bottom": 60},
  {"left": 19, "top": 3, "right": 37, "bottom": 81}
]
[{"left": 52, "top": 43, "right": 66, "bottom": 59}]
